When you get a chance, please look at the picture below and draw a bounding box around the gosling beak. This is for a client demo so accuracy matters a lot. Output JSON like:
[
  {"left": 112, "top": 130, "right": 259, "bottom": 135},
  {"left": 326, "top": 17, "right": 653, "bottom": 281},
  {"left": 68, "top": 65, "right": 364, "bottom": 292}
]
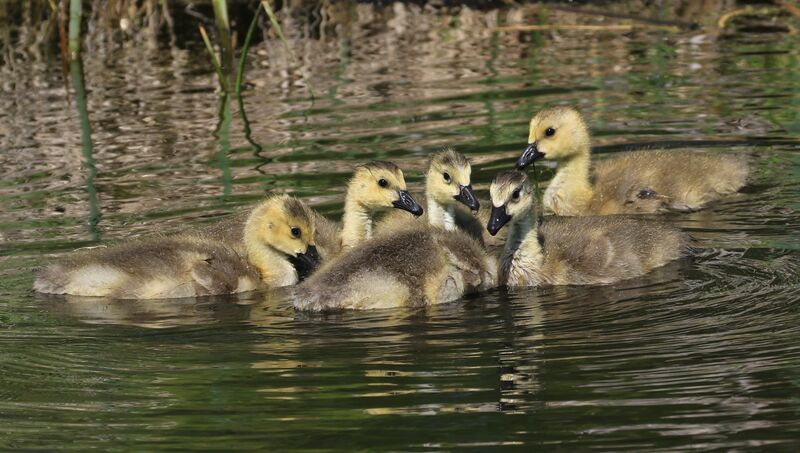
[
  {"left": 486, "top": 205, "right": 511, "bottom": 236},
  {"left": 454, "top": 184, "right": 480, "bottom": 212},
  {"left": 393, "top": 190, "right": 424, "bottom": 217},
  {"left": 517, "top": 142, "right": 545, "bottom": 170},
  {"left": 289, "top": 245, "right": 321, "bottom": 281}
]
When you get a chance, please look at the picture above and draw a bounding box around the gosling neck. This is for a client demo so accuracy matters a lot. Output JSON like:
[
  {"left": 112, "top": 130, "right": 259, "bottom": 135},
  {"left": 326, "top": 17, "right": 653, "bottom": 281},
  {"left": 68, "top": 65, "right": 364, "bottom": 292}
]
[
  {"left": 426, "top": 192, "right": 456, "bottom": 230},
  {"left": 504, "top": 208, "right": 537, "bottom": 257},
  {"left": 341, "top": 195, "right": 373, "bottom": 248},
  {"left": 500, "top": 206, "right": 543, "bottom": 285},
  {"left": 243, "top": 218, "right": 297, "bottom": 287},
  {"left": 545, "top": 151, "right": 593, "bottom": 214}
]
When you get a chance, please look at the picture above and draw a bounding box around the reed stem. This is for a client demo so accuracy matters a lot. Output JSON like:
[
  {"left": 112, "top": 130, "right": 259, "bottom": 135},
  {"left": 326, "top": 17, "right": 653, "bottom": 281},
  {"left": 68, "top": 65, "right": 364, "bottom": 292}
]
[
  {"left": 199, "top": 24, "right": 228, "bottom": 92},
  {"left": 236, "top": 7, "right": 261, "bottom": 94},
  {"left": 67, "top": 0, "right": 81, "bottom": 59},
  {"left": 211, "top": 0, "right": 233, "bottom": 88}
]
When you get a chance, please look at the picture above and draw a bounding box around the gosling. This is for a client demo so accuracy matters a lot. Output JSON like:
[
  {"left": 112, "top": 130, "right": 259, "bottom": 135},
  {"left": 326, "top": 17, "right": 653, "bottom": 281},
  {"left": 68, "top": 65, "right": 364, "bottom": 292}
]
[
  {"left": 294, "top": 225, "right": 496, "bottom": 311},
  {"left": 376, "top": 148, "right": 486, "bottom": 242},
  {"left": 33, "top": 195, "right": 320, "bottom": 299},
  {"left": 517, "top": 106, "right": 750, "bottom": 215},
  {"left": 309, "top": 161, "right": 423, "bottom": 260},
  {"left": 488, "top": 171, "right": 689, "bottom": 287}
]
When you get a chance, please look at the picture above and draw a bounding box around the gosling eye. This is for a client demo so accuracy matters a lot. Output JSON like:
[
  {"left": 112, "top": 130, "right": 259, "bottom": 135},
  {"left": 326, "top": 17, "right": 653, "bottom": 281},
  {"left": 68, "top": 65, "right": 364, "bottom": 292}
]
[
  {"left": 443, "top": 172, "right": 451, "bottom": 183},
  {"left": 545, "top": 127, "right": 556, "bottom": 137},
  {"left": 378, "top": 178, "right": 388, "bottom": 188},
  {"left": 512, "top": 189, "right": 521, "bottom": 200},
  {"left": 291, "top": 227, "right": 301, "bottom": 238}
]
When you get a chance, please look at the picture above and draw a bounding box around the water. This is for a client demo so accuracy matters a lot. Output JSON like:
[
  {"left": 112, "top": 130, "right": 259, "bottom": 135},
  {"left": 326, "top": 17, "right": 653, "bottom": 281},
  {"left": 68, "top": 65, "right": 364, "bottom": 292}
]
[{"left": 2, "top": 2, "right": 800, "bottom": 449}]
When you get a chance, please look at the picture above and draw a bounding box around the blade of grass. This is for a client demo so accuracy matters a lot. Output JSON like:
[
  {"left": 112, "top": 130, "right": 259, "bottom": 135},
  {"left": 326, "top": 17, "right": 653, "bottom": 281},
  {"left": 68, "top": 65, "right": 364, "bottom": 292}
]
[
  {"left": 235, "top": 6, "right": 261, "bottom": 94},
  {"left": 211, "top": 0, "right": 232, "bottom": 89},
  {"left": 261, "top": 0, "right": 315, "bottom": 99},
  {"left": 199, "top": 24, "right": 228, "bottom": 92}
]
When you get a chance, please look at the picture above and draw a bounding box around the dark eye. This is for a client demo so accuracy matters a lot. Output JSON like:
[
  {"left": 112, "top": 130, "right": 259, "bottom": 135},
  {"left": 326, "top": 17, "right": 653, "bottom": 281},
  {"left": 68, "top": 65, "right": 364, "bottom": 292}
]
[
  {"left": 512, "top": 189, "right": 520, "bottom": 200},
  {"left": 291, "top": 227, "right": 301, "bottom": 238},
  {"left": 378, "top": 178, "right": 388, "bottom": 188},
  {"left": 545, "top": 127, "right": 556, "bottom": 137},
  {"left": 443, "top": 172, "right": 451, "bottom": 182}
]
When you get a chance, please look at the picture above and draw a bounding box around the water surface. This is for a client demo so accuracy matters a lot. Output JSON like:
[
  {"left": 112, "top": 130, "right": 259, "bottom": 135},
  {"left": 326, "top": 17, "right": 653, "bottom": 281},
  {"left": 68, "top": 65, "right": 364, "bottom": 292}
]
[{"left": 2, "top": 2, "right": 800, "bottom": 450}]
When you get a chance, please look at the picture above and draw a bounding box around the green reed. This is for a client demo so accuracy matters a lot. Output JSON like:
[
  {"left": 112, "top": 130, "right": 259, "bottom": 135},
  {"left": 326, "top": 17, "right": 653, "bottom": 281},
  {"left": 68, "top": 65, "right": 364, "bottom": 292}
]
[{"left": 202, "top": 0, "right": 261, "bottom": 94}]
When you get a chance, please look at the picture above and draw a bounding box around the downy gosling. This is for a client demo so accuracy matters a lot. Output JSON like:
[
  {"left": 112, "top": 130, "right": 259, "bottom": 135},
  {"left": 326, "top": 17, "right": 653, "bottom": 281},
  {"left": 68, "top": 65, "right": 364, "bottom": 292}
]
[
  {"left": 488, "top": 171, "right": 689, "bottom": 287},
  {"left": 34, "top": 195, "right": 320, "bottom": 299},
  {"left": 294, "top": 225, "right": 496, "bottom": 311},
  {"left": 517, "top": 107, "right": 750, "bottom": 215},
  {"left": 295, "top": 151, "right": 497, "bottom": 312},
  {"left": 376, "top": 148, "right": 486, "bottom": 242},
  {"left": 313, "top": 161, "right": 423, "bottom": 260}
]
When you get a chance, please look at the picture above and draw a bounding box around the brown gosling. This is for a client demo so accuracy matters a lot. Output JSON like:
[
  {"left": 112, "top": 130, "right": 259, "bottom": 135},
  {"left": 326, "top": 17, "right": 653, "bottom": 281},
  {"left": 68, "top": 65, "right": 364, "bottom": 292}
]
[
  {"left": 33, "top": 195, "right": 320, "bottom": 299},
  {"left": 293, "top": 224, "right": 497, "bottom": 311},
  {"left": 516, "top": 106, "right": 750, "bottom": 215},
  {"left": 487, "top": 171, "right": 689, "bottom": 287},
  {"left": 313, "top": 161, "right": 423, "bottom": 260}
]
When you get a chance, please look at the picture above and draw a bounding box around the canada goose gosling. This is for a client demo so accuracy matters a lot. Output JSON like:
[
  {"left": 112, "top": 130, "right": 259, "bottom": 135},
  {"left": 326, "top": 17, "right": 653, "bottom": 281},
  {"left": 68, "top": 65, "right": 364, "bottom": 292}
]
[
  {"left": 33, "top": 195, "right": 320, "bottom": 299},
  {"left": 487, "top": 172, "right": 541, "bottom": 282},
  {"left": 487, "top": 171, "right": 687, "bottom": 287},
  {"left": 425, "top": 147, "right": 480, "bottom": 230},
  {"left": 243, "top": 195, "right": 320, "bottom": 287},
  {"left": 517, "top": 107, "right": 749, "bottom": 215},
  {"left": 340, "top": 161, "right": 423, "bottom": 248}
]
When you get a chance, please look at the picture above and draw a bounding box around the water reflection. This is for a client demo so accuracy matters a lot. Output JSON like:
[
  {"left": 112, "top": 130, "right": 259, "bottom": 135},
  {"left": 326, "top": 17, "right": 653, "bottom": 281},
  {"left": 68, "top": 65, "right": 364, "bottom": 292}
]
[{"left": 68, "top": 56, "right": 100, "bottom": 240}]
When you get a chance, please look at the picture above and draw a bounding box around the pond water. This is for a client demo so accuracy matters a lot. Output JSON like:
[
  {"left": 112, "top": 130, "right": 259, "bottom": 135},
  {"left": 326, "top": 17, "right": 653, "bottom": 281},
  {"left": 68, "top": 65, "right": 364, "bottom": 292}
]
[{"left": 2, "top": 2, "right": 800, "bottom": 450}]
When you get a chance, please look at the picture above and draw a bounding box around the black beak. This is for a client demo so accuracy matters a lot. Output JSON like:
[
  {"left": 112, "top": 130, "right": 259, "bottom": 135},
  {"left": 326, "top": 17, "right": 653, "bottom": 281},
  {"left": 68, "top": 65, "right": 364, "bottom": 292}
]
[
  {"left": 454, "top": 184, "right": 480, "bottom": 212},
  {"left": 486, "top": 205, "right": 511, "bottom": 236},
  {"left": 392, "top": 190, "right": 424, "bottom": 216},
  {"left": 289, "top": 245, "right": 321, "bottom": 281},
  {"left": 517, "top": 142, "right": 545, "bottom": 170}
]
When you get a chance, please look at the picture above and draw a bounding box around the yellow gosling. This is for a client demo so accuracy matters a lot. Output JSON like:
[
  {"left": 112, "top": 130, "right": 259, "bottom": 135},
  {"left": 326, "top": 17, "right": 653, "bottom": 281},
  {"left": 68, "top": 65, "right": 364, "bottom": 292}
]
[
  {"left": 313, "top": 161, "right": 423, "bottom": 260},
  {"left": 517, "top": 107, "right": 750, "bottom": 215},
  {"left": 34, "top": 195, "right": 319, "bottom": 299},
  {"left": 377, "top": 148, "right": 495, "bottom": 244}
]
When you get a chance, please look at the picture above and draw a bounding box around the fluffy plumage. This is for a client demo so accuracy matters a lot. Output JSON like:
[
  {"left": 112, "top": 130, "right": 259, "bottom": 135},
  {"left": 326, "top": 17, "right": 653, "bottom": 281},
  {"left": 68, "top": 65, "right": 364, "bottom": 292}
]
[
  {"left": 33, "top": 236, "right": 261, "bottom": 299},
  {"left": 34, "top": 195, "right": 319, "bottom": 299},
  {"left": 295, "top": 226, "right": 496, "bottom": 311},
  {"left": 519, "top": 107, "right": 750, "bottom": 215},
  {"left": 489, "top": 170, "right": 689, "bottom": 287}
]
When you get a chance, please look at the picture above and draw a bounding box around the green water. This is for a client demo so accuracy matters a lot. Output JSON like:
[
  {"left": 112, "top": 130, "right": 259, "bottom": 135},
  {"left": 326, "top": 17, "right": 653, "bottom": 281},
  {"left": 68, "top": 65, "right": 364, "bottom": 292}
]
[{"left": 2, "top": 2, "right": 800, "bottom": 450}]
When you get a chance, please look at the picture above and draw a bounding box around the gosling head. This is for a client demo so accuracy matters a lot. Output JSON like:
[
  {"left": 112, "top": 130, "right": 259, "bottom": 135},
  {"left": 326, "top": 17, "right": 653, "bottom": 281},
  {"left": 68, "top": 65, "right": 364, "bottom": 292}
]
[
  {"left": 246, "top": 195, "right": 320, "bottom": 279},
  {"left": 426, "top": 147, "right": 479, "bottom": 212},
  {"left": 517, "top": 106, "right": 590, "bottom": 169},
  {"left": 487, "top": 170, "right": 534, "bottom": 236},
  {"left": 348, "top": 161, "right": 423, "bottom": 216}
]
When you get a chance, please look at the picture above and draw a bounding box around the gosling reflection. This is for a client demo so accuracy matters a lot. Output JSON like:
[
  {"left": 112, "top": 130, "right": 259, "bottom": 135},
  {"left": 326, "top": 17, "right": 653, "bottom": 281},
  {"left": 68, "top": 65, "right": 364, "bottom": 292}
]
[{"left": 36, "top": 291, "right": 260, "bottom": 329}]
